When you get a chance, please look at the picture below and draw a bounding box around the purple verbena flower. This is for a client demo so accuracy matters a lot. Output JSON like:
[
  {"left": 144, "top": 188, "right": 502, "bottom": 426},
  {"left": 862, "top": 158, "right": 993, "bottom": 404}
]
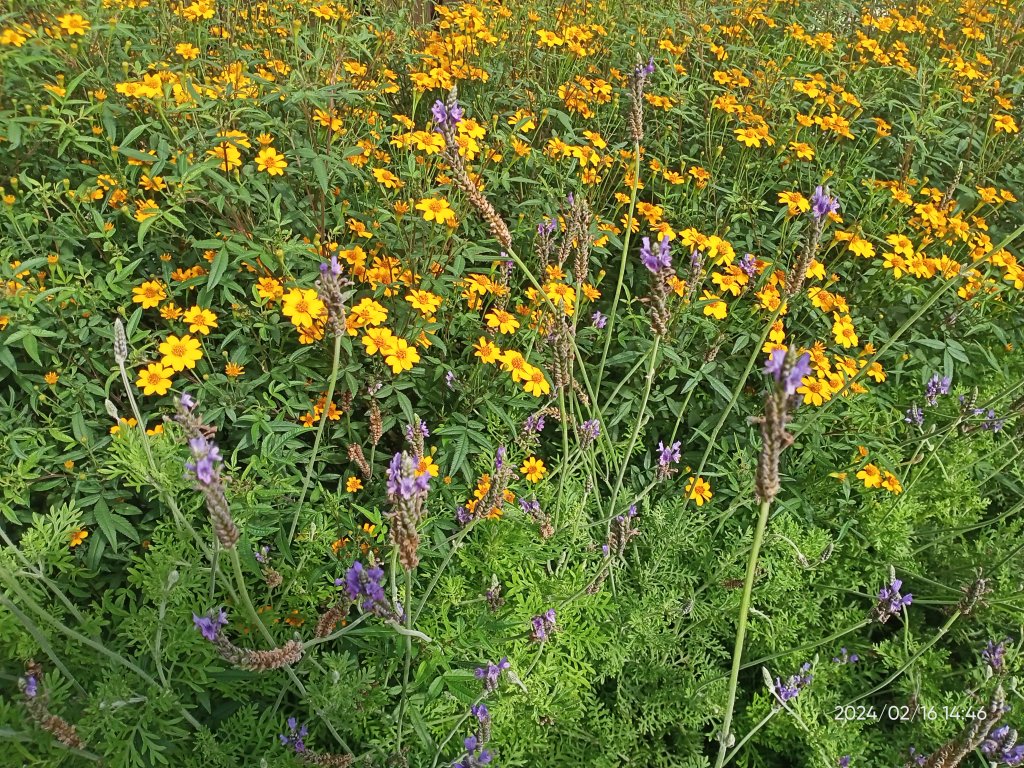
[
  {"left": 342, "top": 560, "right": 394, "bottom": 618},
  {"left": 279, "top": 717, "right": 309, "bottom": 753},
  {"left": 474, "top": 657, "right": 510, "bottom": 693},
  {"left": 657, "top": 440, "right": 681, "bottom": 468},
  {"left": 529, "top": 609, "right": 557, "bottom": 641},
  {"left": 773, "top": 662, "right": 813, "bottom": 703},
  {"left": 591, "top": 310, "right": 607, "bottom": 329}
]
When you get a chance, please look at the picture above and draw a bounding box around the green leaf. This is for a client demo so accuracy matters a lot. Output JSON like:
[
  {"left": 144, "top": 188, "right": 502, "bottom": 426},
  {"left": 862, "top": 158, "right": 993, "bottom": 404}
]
[{"left": 207, "top": 248, "right": 230, "bottom": 290}]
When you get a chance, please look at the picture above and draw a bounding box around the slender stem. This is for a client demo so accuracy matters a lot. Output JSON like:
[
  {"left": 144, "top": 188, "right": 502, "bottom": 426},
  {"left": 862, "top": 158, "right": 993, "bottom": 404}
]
[
  {"left": 606, "top": 336, "right": 660, "bottom": 518},
  {"left": 395, "top": 568, "right": 414, "bottom": 755},
  {"left": 413, "top": 519, "right": 479, "bottom": 624},
  {"left": 722, "top": 708, "right": 778, "bottom": 767},
  {"left": 554, "top": 385, "right": 571, "bottom": 528},
  {"left": 289, "top": 331, "right": 343, "bottom": 541},
  {"left": 714, "top": 498, "right": 772, "bottom": 768},
  {"left": 594, "top": 146, "right": 641, "bottom": 396}
]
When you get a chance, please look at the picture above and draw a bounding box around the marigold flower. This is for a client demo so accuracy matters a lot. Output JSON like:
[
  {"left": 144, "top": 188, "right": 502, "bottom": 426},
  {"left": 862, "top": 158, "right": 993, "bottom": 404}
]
[
  {"left": 255, "top": 147, "right": 287, "bottom": 175},
  {"left": 159, "top": 334, "right": 203, "bottom": 372},
  {"left": 346, "top": 476, "right": 363, "bottom": 492},
  {"left": 69, "top": 529, "right": 89, "bottom": 547},
  {"left": 136, "top": 362, "right": 173, "bottom": 396},
  {"left": 520, "top": 456, "right": 546, "bottom": 482},
  {"left": 474, "top": 337, "right": 501, "bottom": 363},
  {"left": 282, "top": 288, "right": 326, "bottom": 328},
  {"left": 183, "top": 306, "right": 218, "bottom": 335},
  {"left": 132, "top": 279, "right": 166, "bottom": 309},
  {"left": 685, "top": 476, "right": 712, "bottom": 505},
  {"left": 384, "top": 337, "right": 420, "bottom": 374},
  {"left": 415, "top": 196, "right": 456, "bottom": 225}
]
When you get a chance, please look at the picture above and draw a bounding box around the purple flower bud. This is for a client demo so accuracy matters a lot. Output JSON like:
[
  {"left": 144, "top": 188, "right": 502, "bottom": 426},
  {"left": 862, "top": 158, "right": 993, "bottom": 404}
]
[
  {"left": 23, "top": 674, "right": 37, "bottom": 698},
  {"left": 810, "top": 185, "right": 840, "bottom": 220}
]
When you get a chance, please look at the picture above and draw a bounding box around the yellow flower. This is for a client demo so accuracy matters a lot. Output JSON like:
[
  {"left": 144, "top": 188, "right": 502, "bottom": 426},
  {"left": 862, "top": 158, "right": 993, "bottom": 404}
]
[
  {"left": 685, "top": 476, "right": 712, "bottom": 505},
  {"left": 183, "top": 306, "right": 218, "bottom": 335},
  {"left": 856, "top": 463, "right": 882, "bottom": 489},
  {"left": 500, "top": 350, "right": 529, "bottom": 382},
  {"left": 881, "top": 471, "right": 903, "bottom": 494},
  {"left": 44, "top": 371, "right": 59, "bottom": 385},
  {"left": 415, "top": 197, "right": 456, "bottom": 225},
  {"left": 992, "top": 114, "right": 1019, "bottom": 134},
  {"left": 132, "top": 280, "right": 166, "bottom": 309},
  {"left": 832, "top": 314, "right": 858, "bottom": 348},
  {"left": 225, "top": 361, "right": 244, "bottom": 377},
  {"left": 57, "top": 13, "right": 90, "bottom": 35},
  {"left": 473, "top": 336, "right": 501, "bottom": 363},
  {"left": 159, "top": 334, "right": 203, "bottom": 371},
  {"left": 282, "top": 288, "right": 326, "bottom": 328},
  {"left": 70, "top": 529, "right": 89, "bottom": 547},
  {"left": 522, "top": 366, "right": 550, "bottom": 397},
  {"left": 701, "top": 291, "right": 728, "bottom": 320},
  {"left": 778, "top": 191, "right": 810, "bottom": 217},
  {"left": 372, "top": 168, "right": 403, "bottom": 189},
  {"left": 362, "top": 327, "right": 396, "bottom": 356},
  {"left": 384, "top": 337, "right": 420, "bottom": 374},
  {"left": 734, "top": 127, "right": 763, "bottom": 148},
  {"left": 520, "top": 456, "right": 547, "bottom": 482},
  {"left": 175, "top": 42, "right": 200, "bottom": 60},
  {"left": 256, "top": 276, "right": 283, "bottom": 301},
  {"left": 417, "top": 456, "right": 439, "bottom": 477},
  {"left": 789, "top": 141, "right": 815, "bottom": 161},
  {"left": 255, "top": 147, "right": 288, "bottom": 176},
  {"left": 485, "top": 309, "right": 520, "bottom": 335},
  {"left": 797, "top": 377, "right": 831, "bottom": 407},
  {"left": 207, "top": 142, "right": 242, "bottom": 172},
  {"left": 346, "top": 476, "right": 363, "bottom": 492},
  {"left": 135, "top": 363, "right": 173, "bottom": 396},
  {"left": 406, "top": 290, "right": 442, "bottom": 316}
]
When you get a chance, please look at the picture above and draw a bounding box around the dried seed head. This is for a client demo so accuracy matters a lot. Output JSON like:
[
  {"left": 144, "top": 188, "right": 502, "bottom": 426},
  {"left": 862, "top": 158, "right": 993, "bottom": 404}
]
[{"left": 113, "top": 318, "right": 128, "bottom": 364}]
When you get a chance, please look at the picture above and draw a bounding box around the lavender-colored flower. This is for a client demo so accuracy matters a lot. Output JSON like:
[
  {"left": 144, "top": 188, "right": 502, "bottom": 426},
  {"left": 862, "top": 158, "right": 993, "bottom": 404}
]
[
  {"left": 279, "top": 717, "right": 309, "bottom": 753},
  {"left": 387, "top": 451, "right": 430, "bottom": 500},
  {"left": 523, "top": 413, "right": 546, "bottom": 434},
  {"left": 905, "top": 404, "right": 924, "bottom": 426},
  {"left": 832, "top": 647, "right": 860, "bottom": 664},
  {"left": 739, "top": 252, "right": 757, "bottom": 277},
  {"left": 455, "top": 506, "right": 473, "bottom": 526},
  {"left": 581, "top": 419, "right": 601, "bottom": 444},
  {"left": 925, "top": 373, "right": 952, "bottom": 406},
  {"left": 405, "top": 421, "right": 430, "bottom": 442},
  {"left": 765, "top": 350, "right": 811, "bottom": 397},
  {"left": 446, "top": 370, "right": 458, "bottom": 389},
  {"left": 529, "top": 609, "right": 557, "bottom": 641},
  {"left": 982, "top": 725, "right": 1024, "bottom": 766},
  {"left": 474, "top": 657, "right": 510, "bottom": 693},
  {"left": 340, "top": 560, "right": 393, "bottom": 618},
  {"left": 193, "top": 608, "right": 229, "bottom": 641},
  {"left": 185, "top": 435, "right": 223, "bottom": 487},
  {"left": 983, "top": 639, "right": 1009, "bottom": 673},
  {"left": 537, "top": 218, "right": 557, "bottom": 236},
  {"left": 319, "top": 254, "right": 342, "bottom": 276},
  {"left": 872, "top": 578, "right": 912, "bottom": 623},
  {"left": 657, "top": 440, "right": 681, "bottom": 467},
  {"left": 254, "top": 545, "right": 270, "bottom": 564},
  {"left": 838, "top": 758, "right": 851, "bottom": 768},
  {"left": 640, "top": 235, "right": 672, "bottom": 274},
  {"left": 810, "top": 185, "right": 840, "bottom": 220},
  {"left": 178, "top": 392, "right": 196, "bottom": 411},
  {"left": 591, "top": 310, "right": 607, "bottom": 329},
  {"left": 982, "top": 409, "right": 1006, "bottom": 432},
  {"left": 773, "top": 662, "right": 813, "bottom": 703},
  {"left": 23, "top": 674, "right": 38, "bottom": 698},
  {"left": 690, "top": 249, "right": 704, "bottom": 271},
  {"left": 519, "top": 497, "right": 541, "bottom": 515}
]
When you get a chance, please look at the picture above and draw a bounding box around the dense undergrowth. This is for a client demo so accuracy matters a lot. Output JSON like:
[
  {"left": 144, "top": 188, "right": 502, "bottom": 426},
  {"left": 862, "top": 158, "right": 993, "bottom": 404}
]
[{"left": 2, "top": 0, "right": 1024, "bottom": 766}]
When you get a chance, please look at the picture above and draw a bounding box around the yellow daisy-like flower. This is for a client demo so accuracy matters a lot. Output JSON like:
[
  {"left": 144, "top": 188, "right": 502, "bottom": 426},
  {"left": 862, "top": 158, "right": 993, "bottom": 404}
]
[
  {"left": 255, "top": 147, "right": 288, "bottom": 176},
  {"left": 372, "top": 168, "right": 403, "bottom": 190},
  {"left": 473, "top": 337, "right": 501, "bottom": 364},
  {"left": 159, "top": 334, "right": 203, "bottom": 372},
  {"left": 225, "top": 362, "right": 244, "bottom": 377},
  {"left": 384, "top": 337, "right": 420, "bottom": 374},
  {"left": 485, "top": 309, "right": 520, "bottom": 335},
  {"left": 522, "top": 366, "right": 551, "bottom": 397},
  {"left": 183, "top": 306, "right": 218, "bottom": 335},
  {"left": 362, "top": 327, "right": 396, "bottom": 356},
  {"left": 701, "top": 291, "right": 728, "bottom": 320},
  {"left": 346, "top": 476, "right": 363, "bottom": 492},
  {"left": 685, "top": 476, "right": 712, "bottom": 505},
  {"left": 207, "top": 142, "right": 242, "bottom": 172},
  {"left": 282, "top": 288, "right": 326, "bottom": 328},
  {"left": 57, "top": 13, "right": 90, "bottom": 35},
  {"left": 520, "top": 456, "right": 547, "bottom": 482},
  {"left": 415, "top": 196, "right": 456, "bottom": 226},
  {"left": 856, "top": 463, "right": 882, "bottom": 489},
  {"left": 135, "top": 362, "right": 173, "bottom": 396},
  {"left": 406, "top": 290, "right": 443, "bottom": 316},
  {"left": 70, "top": 529, "right": 89, "bottom": 547},
  {"left": 257, "top": 276, "right": 284, "bottom": 301},
  {"left": 132, "top": 279, "right": 166, "bottom": 309}
]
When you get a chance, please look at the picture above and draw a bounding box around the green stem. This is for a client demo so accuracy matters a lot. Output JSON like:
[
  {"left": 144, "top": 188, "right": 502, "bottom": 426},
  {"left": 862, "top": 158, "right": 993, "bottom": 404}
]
[
  {"left": 714, "top": 498, "right": 772, "bottom": 768},
  {"left": 289, "top": 331, "right": 343, "bottom": 542},
  {"left": 594, "top": 146, "right": 641, "bottom": 396},
  {"left": 395, "top": 568, "right": 414, "bottom": 756},
  {"left": 606, "top": 336, "right": 660, "bottom": 518}
]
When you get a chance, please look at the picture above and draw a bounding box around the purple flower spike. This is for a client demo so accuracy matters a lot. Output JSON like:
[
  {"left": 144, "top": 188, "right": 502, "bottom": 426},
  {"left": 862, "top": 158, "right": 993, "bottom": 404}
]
[
  {"left": 193, "top": 608, "right": 229, "bottom": 641},
  {"left": 810, "top": 185, "right": 840, "bottom": 220}
]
